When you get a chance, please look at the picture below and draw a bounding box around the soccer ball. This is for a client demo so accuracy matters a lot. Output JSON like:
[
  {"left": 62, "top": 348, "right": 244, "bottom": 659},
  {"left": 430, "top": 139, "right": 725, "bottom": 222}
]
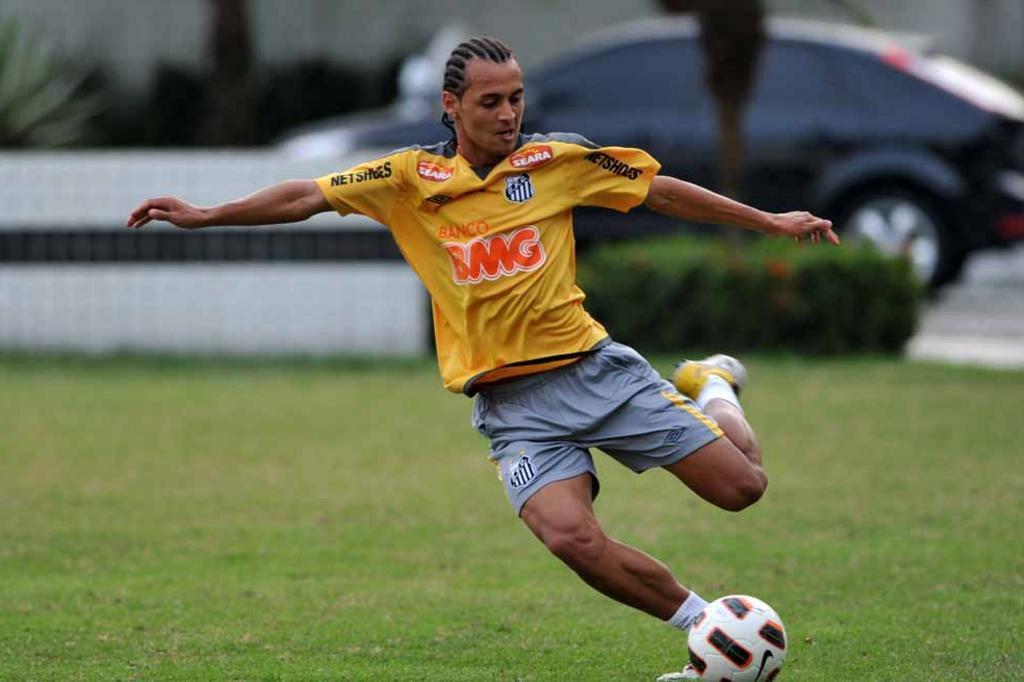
[{"left": 686, "top": 595, "right": 787, "bottom": 681}]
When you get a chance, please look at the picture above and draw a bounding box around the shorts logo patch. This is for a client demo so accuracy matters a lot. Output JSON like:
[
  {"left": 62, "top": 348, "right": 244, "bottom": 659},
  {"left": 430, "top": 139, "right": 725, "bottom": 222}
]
[
  {"left": 504, "top": 173, "right": 534, "bottom": 203},
  {"left": 507, "top": 455, "right": 537, "bottom": 489}
]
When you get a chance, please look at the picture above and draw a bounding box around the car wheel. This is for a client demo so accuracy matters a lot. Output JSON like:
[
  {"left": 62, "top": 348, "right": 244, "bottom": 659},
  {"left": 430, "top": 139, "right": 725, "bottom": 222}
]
[{"left": 837, "top": 189, "right": 965, "bottom": 288}]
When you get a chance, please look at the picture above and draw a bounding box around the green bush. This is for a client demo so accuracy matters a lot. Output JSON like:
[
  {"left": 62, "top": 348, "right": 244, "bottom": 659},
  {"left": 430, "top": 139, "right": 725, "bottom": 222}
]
[{"left": 577, "top": 236, "right": 921, "bottom": 354}]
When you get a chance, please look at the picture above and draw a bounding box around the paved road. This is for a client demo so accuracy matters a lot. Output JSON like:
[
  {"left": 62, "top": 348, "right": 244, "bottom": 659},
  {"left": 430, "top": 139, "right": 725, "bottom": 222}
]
[{"left": 907, "top": 245, "right": 1024, "bottom": 368}]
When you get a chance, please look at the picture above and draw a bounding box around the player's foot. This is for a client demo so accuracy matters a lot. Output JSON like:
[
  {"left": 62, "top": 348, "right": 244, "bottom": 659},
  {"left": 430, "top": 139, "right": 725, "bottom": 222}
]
[
  {"left": 656, "top": 663, "right": 700, "bottom": 681},
  {"left": 671, "top": 354, "right": 748, "bottom": 399}
]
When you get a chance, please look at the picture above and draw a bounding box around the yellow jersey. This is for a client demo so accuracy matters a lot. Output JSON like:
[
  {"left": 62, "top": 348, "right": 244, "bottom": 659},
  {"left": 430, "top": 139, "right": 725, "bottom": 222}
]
[{"left": 316, "top": 133, "right": 661, "bottom": 394}]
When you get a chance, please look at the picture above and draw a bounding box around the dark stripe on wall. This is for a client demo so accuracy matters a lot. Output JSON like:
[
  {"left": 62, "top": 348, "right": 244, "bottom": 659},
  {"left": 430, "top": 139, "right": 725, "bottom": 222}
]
[
  {"left": 0, "top": 209, "right": 691, "bottom": 263},
  {"left": 0, "top": 230, "right": 402, "bottom": 263}
]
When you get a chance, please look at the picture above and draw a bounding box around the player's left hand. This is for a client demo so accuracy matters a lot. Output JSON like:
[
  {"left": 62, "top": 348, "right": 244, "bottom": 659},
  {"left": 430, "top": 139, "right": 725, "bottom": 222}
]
[
  {"left": 125, "top": 196, "right": 208, "bottom": 230},
  {"left": 770, "top": 211, "right": 840, "bottom": 246}
]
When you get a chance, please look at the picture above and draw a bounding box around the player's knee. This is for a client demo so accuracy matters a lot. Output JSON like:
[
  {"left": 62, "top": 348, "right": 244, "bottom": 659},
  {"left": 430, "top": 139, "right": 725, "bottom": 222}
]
[
  {"left": 720, "top": 471, "right": 767, "bottom": 512},
  {"left": 543, "top": 521, "right": 608, "bottom": 567}
]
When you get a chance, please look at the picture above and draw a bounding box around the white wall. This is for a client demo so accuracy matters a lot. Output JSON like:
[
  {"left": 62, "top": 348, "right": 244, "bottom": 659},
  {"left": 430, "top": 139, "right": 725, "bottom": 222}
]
[
  {"left": 0, "top": 150, "right": 426, "bottom": 356},
  {"left": 6, "top": 0, "right": 1017, "bottom": 100},
  {"left": 0, "top": 263, "right": 426, "bottom": 355},
  {"left": 0, "top": 0, "right": 661, "bottom": 96},
  {"left": 0, "top": 149, "right": 377, "bottom": 228},
  {"left": 768, "top": 0, "right": 1024, "bottom": 74}
]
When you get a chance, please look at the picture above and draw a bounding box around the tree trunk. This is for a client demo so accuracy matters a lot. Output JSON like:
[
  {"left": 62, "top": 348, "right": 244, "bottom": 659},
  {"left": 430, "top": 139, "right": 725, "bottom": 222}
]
[
  {"left": 662, "top": 0, "right": 764, "bottom": 199},
  {"left": 717, "top": 100, "right": 744, "bottom": 202},
  {"left": 199, "top": 0, "right": 259, "bottom": 146},
  {"left": 659, "top": 0, "right": 764, "bottom": 247}
]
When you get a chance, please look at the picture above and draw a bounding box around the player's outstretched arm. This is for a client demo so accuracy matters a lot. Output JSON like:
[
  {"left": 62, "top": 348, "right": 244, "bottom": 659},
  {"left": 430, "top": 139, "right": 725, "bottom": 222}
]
[
  {"left": 644, "top": 175, "right": 839, "bottom": 245},
  {"left": 125, "top": 179, "right": 331, "bottom": 230}
]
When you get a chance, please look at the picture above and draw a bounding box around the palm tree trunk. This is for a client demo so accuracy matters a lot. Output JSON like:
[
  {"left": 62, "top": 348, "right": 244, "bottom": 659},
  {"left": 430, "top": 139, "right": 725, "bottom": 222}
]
[
  {"left": 659, "top": 0, "right": 764, "bottom": 248},
  {"left": 199, "top": 0, "right": 259, "bottom": 146}
]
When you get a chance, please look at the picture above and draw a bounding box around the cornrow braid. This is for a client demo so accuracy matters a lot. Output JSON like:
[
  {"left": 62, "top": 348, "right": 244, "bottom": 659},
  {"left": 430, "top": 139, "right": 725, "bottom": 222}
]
[
  {"left": 441, "top": 37, "right": 516, "bottom": 138},
  {"left": 443, "top": 37, "right": 515, "bottom": 96}
]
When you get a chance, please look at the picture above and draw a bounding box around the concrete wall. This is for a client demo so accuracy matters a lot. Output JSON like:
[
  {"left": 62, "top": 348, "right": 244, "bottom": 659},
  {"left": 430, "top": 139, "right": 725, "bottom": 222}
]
[
  {"left": 0, "top": 150, "right": 372, "bottom": 227},
  {"left": 0, "top": 263, "right": 426, "bottom": 355},
  {"left": 769, "top": 0, "right": 1024, "bottom": 75},
  {"left": 0, "top": 150, "right": 427, "bottom": 356},
  {"left": 2, "top": 0, "right": 1020, "bottom": 100},
  {"left": 0, "top": 0, "right": 660, "bottom": 96}
]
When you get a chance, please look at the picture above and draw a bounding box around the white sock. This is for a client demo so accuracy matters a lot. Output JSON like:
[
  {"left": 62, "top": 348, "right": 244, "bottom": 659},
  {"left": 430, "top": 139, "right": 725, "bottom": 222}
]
[
  {"left": 666, "top": 591, "right": 708, "bottom": 631},
  {"left": 696, "top": 374, "right": 742, "bottom": 414}
]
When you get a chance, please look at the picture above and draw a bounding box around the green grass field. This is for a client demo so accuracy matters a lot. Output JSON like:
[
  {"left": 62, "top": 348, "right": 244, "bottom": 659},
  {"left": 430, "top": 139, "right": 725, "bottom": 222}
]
[{"left": 1, "top": 355, "right": 1022, "bottom": 681}]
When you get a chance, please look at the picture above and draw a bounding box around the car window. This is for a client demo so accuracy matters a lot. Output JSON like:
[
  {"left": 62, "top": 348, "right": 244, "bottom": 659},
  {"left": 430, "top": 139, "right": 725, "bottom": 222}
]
[
  {"left": 750, "top": 42, "right": 850, "bottom": 106},
  {"left": 537, "top": 39, "right": 705, "bottom": 111},
  {"left": 835, "top": 49, "right": 985, "bottom": 129}
]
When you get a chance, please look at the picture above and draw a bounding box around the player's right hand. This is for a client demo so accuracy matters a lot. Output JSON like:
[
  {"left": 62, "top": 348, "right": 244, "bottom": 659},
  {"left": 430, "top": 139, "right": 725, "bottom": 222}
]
[{"left": 125, "top": 196, "right": 208, "bottom": 230}]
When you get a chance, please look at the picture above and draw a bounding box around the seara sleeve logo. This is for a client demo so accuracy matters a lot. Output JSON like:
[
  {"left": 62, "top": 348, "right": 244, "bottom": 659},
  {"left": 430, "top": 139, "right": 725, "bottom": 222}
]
[
  {"left": 509, "top": 145, "right": 553, "bottom": 170},
  {"left": 417, "top": 161, "right": 455, "bottom": 182},
  {"left": 442, "top": 226, "right": 547, "bottom": 284}
]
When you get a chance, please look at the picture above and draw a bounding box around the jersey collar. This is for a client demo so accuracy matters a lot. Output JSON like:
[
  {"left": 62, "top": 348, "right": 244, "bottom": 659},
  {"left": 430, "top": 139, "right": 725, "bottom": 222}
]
[{"left": 454, "top": 134, "right": 530, "bottom": 180}]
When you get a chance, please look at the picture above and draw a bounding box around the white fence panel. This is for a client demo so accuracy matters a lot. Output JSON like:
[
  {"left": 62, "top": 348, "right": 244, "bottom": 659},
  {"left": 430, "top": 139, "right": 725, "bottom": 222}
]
[
  {"left": 0, "top": 150, "right": 381, "bottom": 228},
  {"left": 0, "top": 263, "right": 425, "bottom": 355}
]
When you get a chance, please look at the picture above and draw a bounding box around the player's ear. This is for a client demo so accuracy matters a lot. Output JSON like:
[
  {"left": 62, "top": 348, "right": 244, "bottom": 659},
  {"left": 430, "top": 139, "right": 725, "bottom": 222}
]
[{"left": 442, "top": 90, "right": 458, "bottom": 119}]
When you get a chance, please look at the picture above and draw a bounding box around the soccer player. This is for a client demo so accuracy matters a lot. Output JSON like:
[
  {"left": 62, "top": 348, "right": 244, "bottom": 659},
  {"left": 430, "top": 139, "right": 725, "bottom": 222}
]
[{"left": 126, "top": 37, "right": 837, "bottom": 676}]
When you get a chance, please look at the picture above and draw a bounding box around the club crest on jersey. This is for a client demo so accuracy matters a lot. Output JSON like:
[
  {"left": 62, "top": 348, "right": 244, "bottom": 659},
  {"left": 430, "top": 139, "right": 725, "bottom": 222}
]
[
  {"left": 507, "top": 455, "right": 536, "bottom": 489},
  {"left": 509, "top": 145, "right": 553, "bottom": 170},
  {"left": 417, "top": 161, "right": 454, "bottom": 182},
  {"left": 504, "top": 173, "right": 534, "bottom": 204}
]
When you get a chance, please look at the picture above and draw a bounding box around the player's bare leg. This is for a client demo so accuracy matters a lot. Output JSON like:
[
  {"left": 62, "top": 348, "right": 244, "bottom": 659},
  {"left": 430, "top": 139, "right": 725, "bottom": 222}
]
[
  {"left": 664, "top": 435, "right": 765, "bottom": 511},
  {"left": 667, "top": 355, "right": 766, "bottom": 508},
  {"left": 516, "top": 356, "right": 767, "bottom": 643},
  {"left": 704, "top": 399, "right": 760, "bottom": 463},
  {"left": 520, "top": 473, "right": 700, "bottom": 621}
]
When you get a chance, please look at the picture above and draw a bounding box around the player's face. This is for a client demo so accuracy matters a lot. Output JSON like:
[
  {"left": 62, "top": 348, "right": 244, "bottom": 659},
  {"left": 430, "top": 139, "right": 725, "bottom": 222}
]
[{"left": 444, "top": 58, "right": 525, "bottom": 165}]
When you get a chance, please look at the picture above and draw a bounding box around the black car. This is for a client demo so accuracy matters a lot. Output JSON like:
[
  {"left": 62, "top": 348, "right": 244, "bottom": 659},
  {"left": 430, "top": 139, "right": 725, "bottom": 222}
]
[{"left": 280, "top": 18, "right": 1024, "bottom": 287}]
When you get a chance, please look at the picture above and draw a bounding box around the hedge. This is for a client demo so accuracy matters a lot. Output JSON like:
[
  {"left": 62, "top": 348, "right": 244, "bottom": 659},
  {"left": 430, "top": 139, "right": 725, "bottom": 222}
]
[{"left": 577, "top": 236, "right": 921, "bottom": 354}]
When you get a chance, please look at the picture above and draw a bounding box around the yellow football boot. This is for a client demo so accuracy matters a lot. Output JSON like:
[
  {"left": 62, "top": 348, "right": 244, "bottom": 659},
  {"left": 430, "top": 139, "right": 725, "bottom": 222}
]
[{"left": 671, "top": 354, "right": 748, "bottom": 399}]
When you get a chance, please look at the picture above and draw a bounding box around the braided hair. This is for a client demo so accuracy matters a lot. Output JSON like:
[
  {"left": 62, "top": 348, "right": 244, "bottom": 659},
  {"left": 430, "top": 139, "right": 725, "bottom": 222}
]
[{"left": 441, "top": 37, "right": 516, "bottom": 138}]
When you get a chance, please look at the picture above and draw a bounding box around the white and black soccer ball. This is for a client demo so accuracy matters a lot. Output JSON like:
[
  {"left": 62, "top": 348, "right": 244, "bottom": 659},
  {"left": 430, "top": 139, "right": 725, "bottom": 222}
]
[{"left": 687, "top": 595, "right": 787, "bottom": 681}]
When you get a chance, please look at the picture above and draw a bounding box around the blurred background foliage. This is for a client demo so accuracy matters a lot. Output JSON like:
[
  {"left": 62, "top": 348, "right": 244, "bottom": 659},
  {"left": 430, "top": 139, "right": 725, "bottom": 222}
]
[
  {"left": 0, "top": 16, "right": 102, "bottom": 147},
  {"left": 0, "top": 8, "right": 407, "bottom": 148},
  {"left": 95, "top": 57, "right": 403, "bottom": 147}
]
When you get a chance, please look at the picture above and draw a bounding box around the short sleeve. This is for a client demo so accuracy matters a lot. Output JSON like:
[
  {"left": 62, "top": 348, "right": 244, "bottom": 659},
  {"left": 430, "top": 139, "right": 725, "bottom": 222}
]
[
  {"left": 315, "top": 154, "right": 405, "bottom": 223},
  {"left": 569, "top": 146, "right": 661, "bottom": 213}
]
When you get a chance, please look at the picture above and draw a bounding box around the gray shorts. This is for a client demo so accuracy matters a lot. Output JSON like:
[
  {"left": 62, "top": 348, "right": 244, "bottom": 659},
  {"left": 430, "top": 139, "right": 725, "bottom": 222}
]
[{"left": 471, "top": 341, "right": 723, "bottom": 515}]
